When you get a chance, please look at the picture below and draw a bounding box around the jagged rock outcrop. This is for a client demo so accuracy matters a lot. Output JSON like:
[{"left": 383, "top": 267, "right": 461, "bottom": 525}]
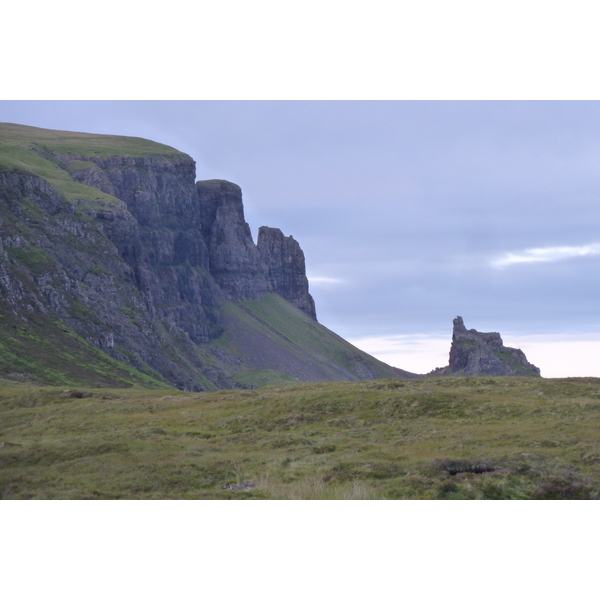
[
  {"left": 257, "top": 226, "right": 316, "bottom": 319},
  {"left": 194, "top": 182, "right": 316, "bottom": 317},
  {"left": 430, "top": 316, "right": 541, "bottom": 377},
  {"left": 0, "top": 170, "right": 69, "bottom": 215}
]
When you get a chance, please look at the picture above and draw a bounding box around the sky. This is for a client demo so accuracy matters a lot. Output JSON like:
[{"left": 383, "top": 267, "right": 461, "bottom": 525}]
[{"left": 2, "top": 100, "right": 600, "bottom": 376}]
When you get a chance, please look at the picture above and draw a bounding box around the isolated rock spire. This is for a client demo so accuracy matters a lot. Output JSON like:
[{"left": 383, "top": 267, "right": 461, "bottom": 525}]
[{"left": 431, "top": 316, "right": 541, "bottom": 377}]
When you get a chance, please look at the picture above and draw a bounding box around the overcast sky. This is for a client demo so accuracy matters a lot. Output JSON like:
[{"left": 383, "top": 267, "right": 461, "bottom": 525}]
[{"left": 2, "top": 100, "right": 600, "bottom": 376}]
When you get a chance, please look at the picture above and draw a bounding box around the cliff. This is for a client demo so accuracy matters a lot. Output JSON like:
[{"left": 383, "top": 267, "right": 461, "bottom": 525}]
[
  {"left": 0, "top": 123, "right": 414, "bottom": 389},
  {"left": 430, "top": 316, "right": 541, "bottom": 377}
]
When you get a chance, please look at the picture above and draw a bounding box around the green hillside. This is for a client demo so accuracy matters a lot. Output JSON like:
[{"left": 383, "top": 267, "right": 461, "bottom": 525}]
[
  {"left": 2, "top": 376, "right": 599, "bottom": 499},
  {"left": 0, "top": 307, "right": 171, "bottom": 389},
  {"left": 207, "top": 294, "right": 417, "bottom": 387},
  {"left": 0, "top": 122, "right": 184, "bottom": 164}
]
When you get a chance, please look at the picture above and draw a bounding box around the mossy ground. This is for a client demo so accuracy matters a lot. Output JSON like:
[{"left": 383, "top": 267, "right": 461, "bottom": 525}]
[{"left": 2, "top": 376, "right": 599, "bottom": 499}]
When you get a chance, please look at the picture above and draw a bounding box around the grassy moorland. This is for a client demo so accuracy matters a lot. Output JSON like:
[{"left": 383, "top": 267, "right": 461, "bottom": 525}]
[{"left": 1, "top": 376, "right": 599, "bottom": 500}]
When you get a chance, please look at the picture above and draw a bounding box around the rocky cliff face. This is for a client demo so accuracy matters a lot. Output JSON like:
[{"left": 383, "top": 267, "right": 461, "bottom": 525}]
[
  {"left": 431, "top": 316, "right": 541, "bottom": 377},
  {"left": 0, "top": 123, "right": 346, "bottom": 390},
  {"left": 61, "top": 154, "right": 224, "bottom": 344},
  {"left": 194, "top": 181, "right": 317, "bottom": 317},
  {"left": 0, "top": 167, "right": 218, "bottom": 390}
]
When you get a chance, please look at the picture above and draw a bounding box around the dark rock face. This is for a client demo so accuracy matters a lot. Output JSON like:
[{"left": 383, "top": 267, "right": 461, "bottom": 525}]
[
  {"left": 431, "top": 316, "right": 541, "bottom": 377},
  {"left": 257, "top": 226, "right": 316, "bottom": 319},
  {"left": 0, "top": 143, "right": 322, "bottom": 389},
  {"left": 58, "top": 154, "right": 225, "bottom": 345},
  {"left": 0, "top": 170, "right": 68, "bottom": 215},
  {"left": 195, "top": 181, "right": 317, "bottom": 317},
  {"left": 0, "top": 167, "right": 225, "bottom": 391}
]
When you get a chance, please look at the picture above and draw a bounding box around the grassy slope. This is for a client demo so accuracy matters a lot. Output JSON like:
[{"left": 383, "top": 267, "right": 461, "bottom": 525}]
[
  {"left": 0, "top": 307, "right": 171, "bottom": 389},
  {"left": 209, "top": 294, "right": 418, "bottom": 385},
  {"left": 2, "top": 376, "right": 599, "bottom": 499},
  {"left": 0, "top": 122, "right": 184, "bottom": 163}
]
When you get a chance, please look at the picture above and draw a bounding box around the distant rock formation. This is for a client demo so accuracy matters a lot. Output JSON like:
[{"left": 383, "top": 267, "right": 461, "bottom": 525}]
[{"left": 430, "top": 316, "right": 541, "bottom": 377}]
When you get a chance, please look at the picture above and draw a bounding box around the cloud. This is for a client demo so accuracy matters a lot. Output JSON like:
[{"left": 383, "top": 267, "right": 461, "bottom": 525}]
[
  {"left": 348, "top": 335, "right": 450, "bottom": 374},
  {"left": 503, "top": 333, "right": 600, "bottom": 378},
  {"left": 492, "top": 243, "right": 600, "bottom": 269},
  {"left": 307, "top": 276, "right": 345, "bottom": 285}
]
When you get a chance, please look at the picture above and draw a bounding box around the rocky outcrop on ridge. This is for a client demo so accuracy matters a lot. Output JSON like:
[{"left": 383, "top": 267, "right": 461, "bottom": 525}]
[
  {"left": 430, "top": 316, "right": 541, "bottom": 377},
  {"left": 197, "top": 179, "right": 271, "bottom": 301},
  {"left": 195, "top": 182, "right": 316, "bottom": 316},
  {"left": 257, "top": 226, "right": 316, "bottom": 319}
]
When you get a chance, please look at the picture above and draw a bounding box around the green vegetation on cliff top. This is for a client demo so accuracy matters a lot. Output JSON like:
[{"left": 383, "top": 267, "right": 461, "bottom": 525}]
[
  {"left": 2, "top": 376, "right": 599, "bottom": 499},
  {"left": 0, "top": 122, "right": 185, "bottom": 161},
  {"left": 0, "top": 122, "right": 188, "bottom": 210}
]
